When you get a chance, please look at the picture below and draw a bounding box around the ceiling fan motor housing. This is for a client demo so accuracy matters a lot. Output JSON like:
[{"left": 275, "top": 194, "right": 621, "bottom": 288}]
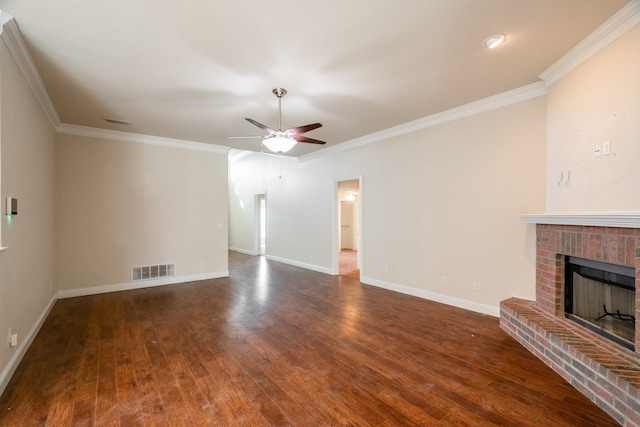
[{"left": 273, "top": 87, "right": 287, "bottom": 98}]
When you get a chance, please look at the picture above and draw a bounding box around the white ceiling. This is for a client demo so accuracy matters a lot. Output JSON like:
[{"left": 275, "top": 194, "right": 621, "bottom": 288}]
[{"left": 0, "top": 0, "right": 629, "bottom": 156}]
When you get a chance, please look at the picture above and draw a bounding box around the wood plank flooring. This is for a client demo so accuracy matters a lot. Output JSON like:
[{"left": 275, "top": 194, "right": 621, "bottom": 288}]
[
  {"left": 338, "top": 250, "right": 360, "bottom": 280},
  {"left": 0, "top": 251, "right": 619, "bottom": 426}
]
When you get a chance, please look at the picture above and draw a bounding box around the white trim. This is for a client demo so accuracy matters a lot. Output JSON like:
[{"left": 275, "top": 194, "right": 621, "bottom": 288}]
[
  {"left": 0, "top": 293, "right": 57, "bottom": 396},
  {"left": 0, "top": 247, "right": 7, "bottom": 252},
  {"left": 333, "top": 182, "right": 340, "bottom": 275},
  {"left": 0, "top": 17, "right": 61, "bottom": 128},
  {"left": 0, "top": 12, "right": 12, "bottom": 27},
  {"left": 57, "top": 123, "right": 230, "bottom": 154},
  {"left": 334, "top": 176, "right": 364, "bottom": 276},
  {"left": 265, "top": 255, "right": 335, "bottom": 276},
  {"left": 299, "top": 82, "right": 546, "bottom": 162},
  {"left": 57, "top": 271, "right": 229, "bottom": 299},
  {"left": 228, "top": 149, "right": 296, "bottom": 162},
  {"left": 229, "top": 246, "right": 258, "bottom": 256},
  {"left": 3, "top": 1, "right": 637, "bottom": 162},
  {"left": 521, "top": 212, "right": 640, "bottom": 228},
  {"left": 228, "top": 150, "right": 255, "bottom": 163},
  {"left": 360, "top": 276, "right": 500, "bottom": 318},
  {"left": 357, "top": 176, "right": 364, "bottom": 275},
  {"left": 0, "top": 16, "right": 231, "bottom": 155},
  {"left": 539, "top": 0, "right": 640, "bottom": 86}
]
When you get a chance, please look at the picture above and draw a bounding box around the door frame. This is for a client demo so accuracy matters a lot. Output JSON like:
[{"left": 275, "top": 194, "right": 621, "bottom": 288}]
[
  {"left": 334, "top": 176, "right": 363, "bottom": 275},
  {"left": 254, "top": 193, "right": 266, "bottom": 256}
]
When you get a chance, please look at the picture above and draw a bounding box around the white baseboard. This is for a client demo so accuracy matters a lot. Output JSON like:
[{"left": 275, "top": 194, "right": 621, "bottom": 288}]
[
  {"left": 259, "top": 257, "right": 499, "bottom": 317},
  {"left": 0, "top": 293, "right": 57, "bottom": 396},
  {"left": 265, "top": 255, "right": 335, "bottom": 275},
  {"left": 360, "top": 276, "right": 500, "bottom": 317},
  {"left": 57, "top": 271, "right": 229, "bottom": 299}
]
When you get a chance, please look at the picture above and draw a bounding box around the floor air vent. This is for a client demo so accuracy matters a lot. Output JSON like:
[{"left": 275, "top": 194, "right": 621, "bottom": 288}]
[{"left": 132, "top": 263, "right": 175, "bottom": 281}]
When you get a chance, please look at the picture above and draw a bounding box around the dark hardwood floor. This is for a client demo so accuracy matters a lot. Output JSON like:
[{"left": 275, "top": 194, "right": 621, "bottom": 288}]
[
  {"left": 0, "top": 252, "right": 618, "bottom": 426},
  {"left": 338, "top": 250, "right": 359, "bottom": 280}
]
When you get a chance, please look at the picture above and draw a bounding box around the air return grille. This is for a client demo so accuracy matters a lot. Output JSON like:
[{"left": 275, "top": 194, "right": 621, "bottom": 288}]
[{"left": 132, "top": 263, "right": 175, "bottom": 281}]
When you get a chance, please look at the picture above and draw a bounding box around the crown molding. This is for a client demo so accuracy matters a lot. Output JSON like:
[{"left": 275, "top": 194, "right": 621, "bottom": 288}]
[
  {"left": 0, "top": 16, "right": 61, "bottom": 128},
  {"left": 228, "top": 150, "right": 255, "bottom": 163},
  {"left": 299, "top": 81, "right": 546, "bottom": 163},
  {"left": 57, "top": 123, "right": 230, "bottom": 154},
  {"left": 539, "top": 0, "right": 640, "bottom": 86},
  {"left": 521, "top": 212, "right": 640, "bottom": 228}
]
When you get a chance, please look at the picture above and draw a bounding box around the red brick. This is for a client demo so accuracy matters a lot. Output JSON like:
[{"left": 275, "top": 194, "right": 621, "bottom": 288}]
[{"left": 502, "top": 293, "right": 640, "bottom": 427}]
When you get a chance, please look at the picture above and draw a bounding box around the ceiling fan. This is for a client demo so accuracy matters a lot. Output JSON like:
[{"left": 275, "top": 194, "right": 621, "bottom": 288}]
[{"left": 229, "top": 88, "right": 326, "bottom": 153}]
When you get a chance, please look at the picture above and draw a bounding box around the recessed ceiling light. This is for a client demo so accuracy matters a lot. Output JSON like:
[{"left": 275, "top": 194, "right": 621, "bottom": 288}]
[
  {"left": 103, "top": 117, "right": 132, "bottom": 125},
  {"left": 483, "top": 34, "right": 506, "bottom": 49}
]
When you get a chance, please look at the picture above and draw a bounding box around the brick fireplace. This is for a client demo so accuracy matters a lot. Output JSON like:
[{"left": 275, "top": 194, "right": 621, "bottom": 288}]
[{"left": 500, "top": 215, "right": 640, "bottom": 426}]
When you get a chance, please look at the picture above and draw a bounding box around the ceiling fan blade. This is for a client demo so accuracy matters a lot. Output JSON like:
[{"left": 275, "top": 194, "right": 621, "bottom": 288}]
[
  {"left": 286, "top": 123, "right": 323, "bottom": 134},
  {"left": 245, "top": 118, "right": 275, "bottom": 134},
  {"left": 227, "top": 135, "right": 264, "bottom": 139},
  {"left": 293, "top": 135, "right": 327, "bottom": 145}
]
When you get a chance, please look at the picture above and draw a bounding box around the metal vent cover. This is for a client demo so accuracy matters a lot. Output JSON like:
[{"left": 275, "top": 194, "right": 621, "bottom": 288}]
[{"left": 132, "top": 263, "right": 175, "bottom": 281}]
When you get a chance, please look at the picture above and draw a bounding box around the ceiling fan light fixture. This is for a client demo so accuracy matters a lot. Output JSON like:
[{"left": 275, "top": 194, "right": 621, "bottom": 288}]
[
  {"left": 230, "top": 87, "right": 325, "bottom": 152},
  {"left": 483, "top": 34, "right": 506, "bottom": 49},
  {"left": 262, "top": 135, "right": 297, "bottom": 153}
]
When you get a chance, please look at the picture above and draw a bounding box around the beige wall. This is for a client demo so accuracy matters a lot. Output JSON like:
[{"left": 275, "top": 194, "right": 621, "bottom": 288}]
[
  {"left": 56, "top": 134, "right": 230, "bottom": 293},
  {"left": 230, "top": 96, "right": 547, "bottom": 314},
  {"left": 0, "top": 39, "right": 57, "bottom": 391},
  {"left": 546, "top": 24, "right": 640, "bottom": 212}
]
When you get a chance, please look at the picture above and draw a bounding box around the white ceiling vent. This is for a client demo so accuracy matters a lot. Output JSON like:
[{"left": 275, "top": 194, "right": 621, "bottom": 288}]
[{"left": 103, "top": 117, "right": 132, "bottom": 125}]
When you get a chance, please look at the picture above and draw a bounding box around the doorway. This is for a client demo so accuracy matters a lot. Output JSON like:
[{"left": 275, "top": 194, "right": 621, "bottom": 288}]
[
  {"left": 255, "top": 193, "right": 266, "bottom": 256},
  {"left": 338, "top": 179, "right": 361, "bottom": 279}
]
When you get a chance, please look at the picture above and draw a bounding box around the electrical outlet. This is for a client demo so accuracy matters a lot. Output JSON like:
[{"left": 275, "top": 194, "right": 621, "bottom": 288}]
[
  {"left": 383, "top": 265, "right": 389, "bottom": 273},
  {"left": 603, "top": 140, "right": 611, "bottom": 156},
  {"left": 442, "top": 276, "right": 448, "bottom": 285},
  {"left": 473, "top": 282, "right": 481, "bottom": 291},
  {"left": 594, "top": 144, "right": 602, "bottom": 158}
]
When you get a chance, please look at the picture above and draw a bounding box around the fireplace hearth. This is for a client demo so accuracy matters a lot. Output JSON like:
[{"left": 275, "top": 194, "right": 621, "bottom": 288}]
[{"left": 500, "top": 216, "right": 640, "bottom": 426}]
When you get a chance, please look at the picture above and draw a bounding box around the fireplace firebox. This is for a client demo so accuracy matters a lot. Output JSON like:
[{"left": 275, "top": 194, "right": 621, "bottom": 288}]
[{"left": 564, "top": 256, "right": 636, "bottom": 350}]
